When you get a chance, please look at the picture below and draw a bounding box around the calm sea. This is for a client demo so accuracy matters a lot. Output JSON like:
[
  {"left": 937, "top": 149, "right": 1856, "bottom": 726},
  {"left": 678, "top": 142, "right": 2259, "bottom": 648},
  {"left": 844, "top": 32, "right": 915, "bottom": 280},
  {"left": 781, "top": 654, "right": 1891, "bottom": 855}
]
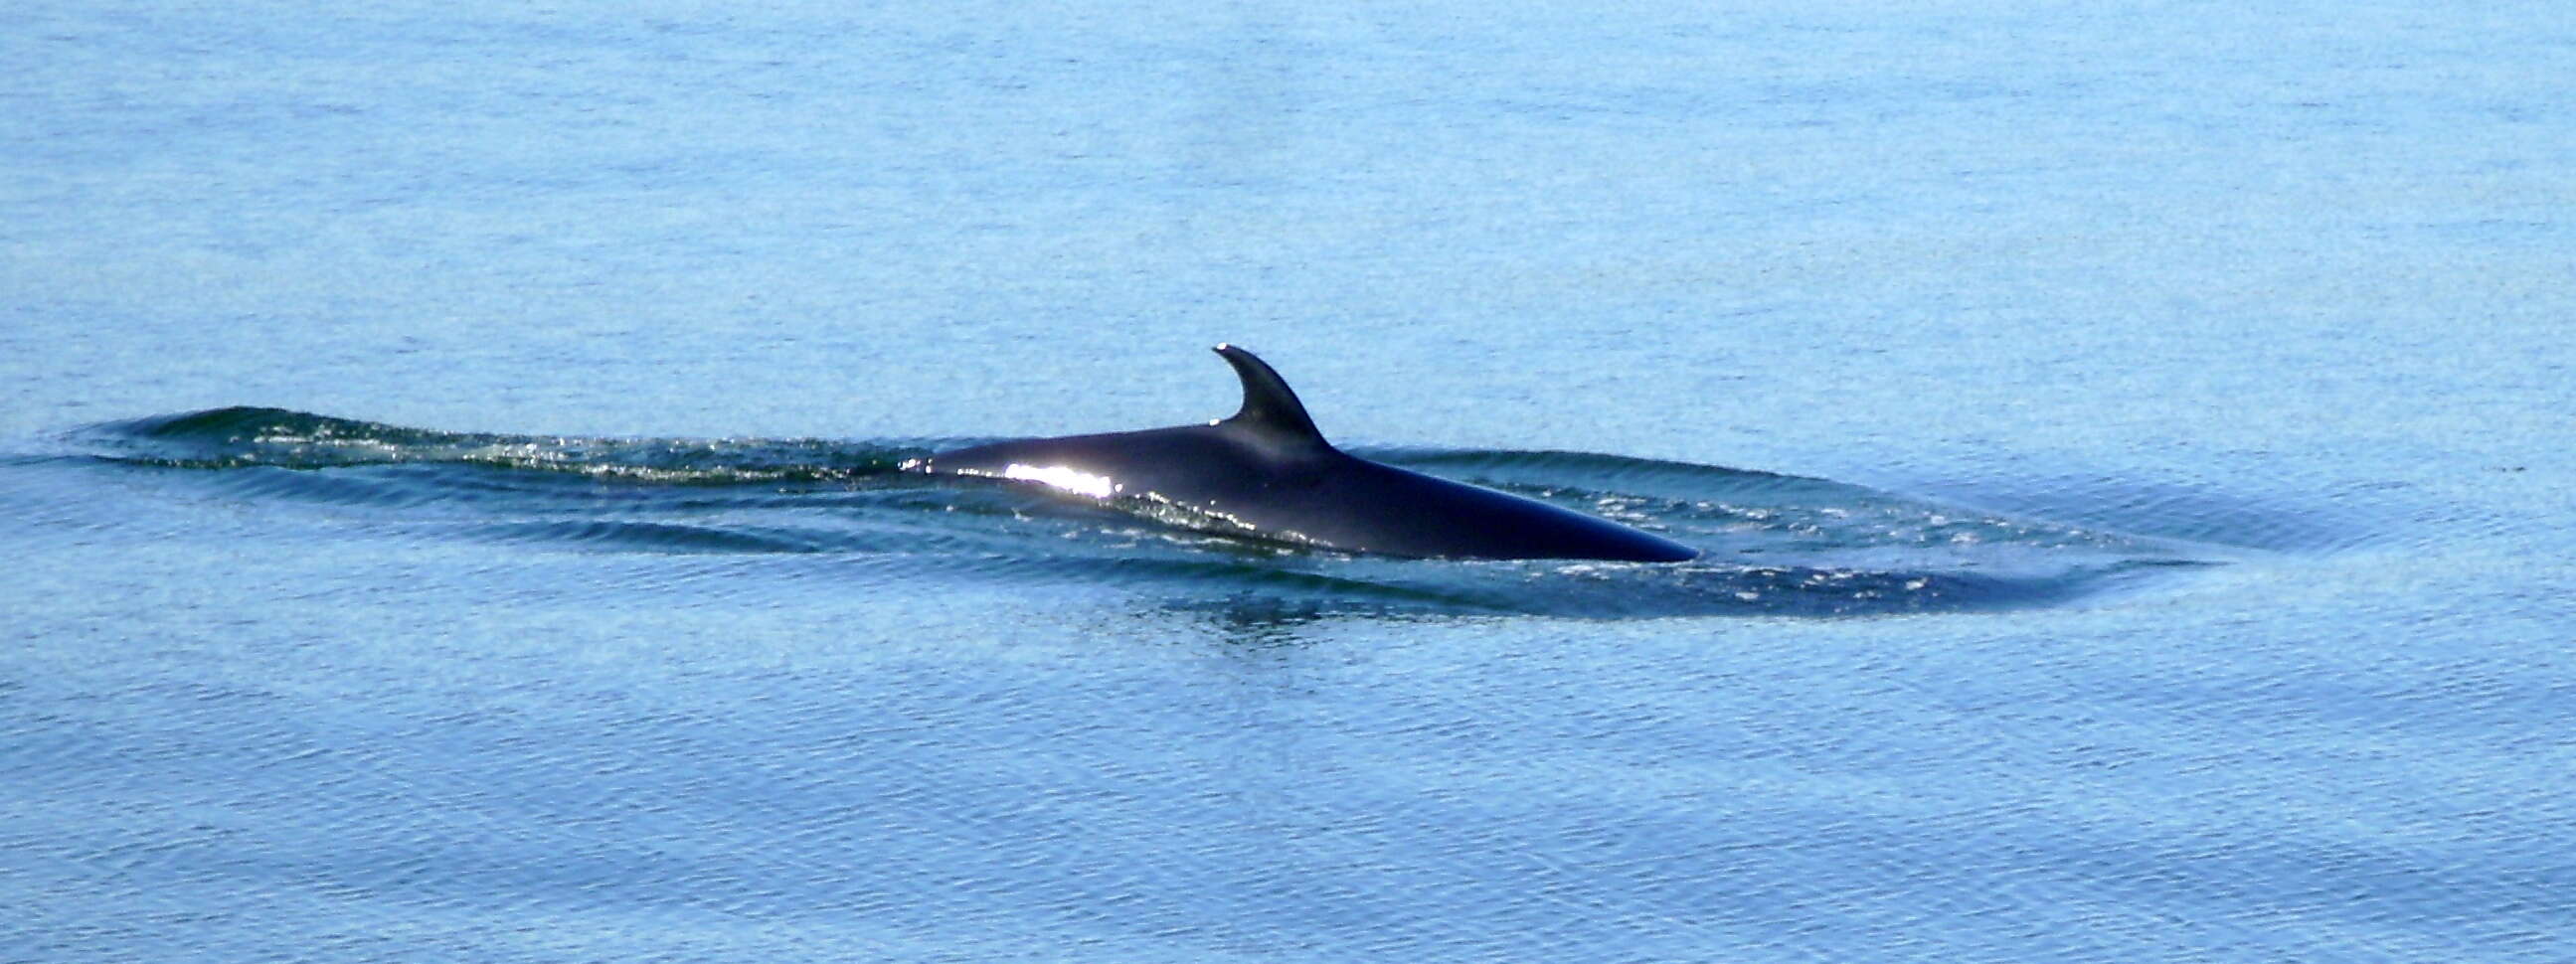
[{"left": 7, "top": 2, "right": 2571, "bottom": 961}]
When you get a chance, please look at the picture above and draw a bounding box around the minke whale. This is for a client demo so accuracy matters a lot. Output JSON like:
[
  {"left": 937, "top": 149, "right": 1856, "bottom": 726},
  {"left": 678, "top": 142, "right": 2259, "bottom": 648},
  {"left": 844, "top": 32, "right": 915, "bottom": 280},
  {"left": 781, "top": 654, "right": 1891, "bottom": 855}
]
[{"left": 903, "top": 345, "right": 1699, "bottom": 562}]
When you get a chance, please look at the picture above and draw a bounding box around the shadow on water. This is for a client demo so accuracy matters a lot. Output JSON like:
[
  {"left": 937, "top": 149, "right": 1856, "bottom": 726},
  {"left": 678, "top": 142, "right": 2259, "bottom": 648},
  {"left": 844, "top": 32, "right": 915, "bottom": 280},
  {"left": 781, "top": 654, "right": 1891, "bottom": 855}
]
[{"left": 45, "top": 406, "right": 2242, "bottom": 620}]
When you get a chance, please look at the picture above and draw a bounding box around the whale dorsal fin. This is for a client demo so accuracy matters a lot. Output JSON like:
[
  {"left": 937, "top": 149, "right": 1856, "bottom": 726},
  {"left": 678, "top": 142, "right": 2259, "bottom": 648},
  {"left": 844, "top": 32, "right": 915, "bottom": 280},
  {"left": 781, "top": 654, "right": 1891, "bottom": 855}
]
[{"left": 1213, "top": 344, "right": 1331, "bottom": 449}]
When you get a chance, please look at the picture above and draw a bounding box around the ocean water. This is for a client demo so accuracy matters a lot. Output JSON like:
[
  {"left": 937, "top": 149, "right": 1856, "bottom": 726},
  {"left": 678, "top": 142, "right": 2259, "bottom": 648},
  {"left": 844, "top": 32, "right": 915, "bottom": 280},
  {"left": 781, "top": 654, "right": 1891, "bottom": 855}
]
[{"left": 6, "top": 2, "right": 2573, "bottom": 961}]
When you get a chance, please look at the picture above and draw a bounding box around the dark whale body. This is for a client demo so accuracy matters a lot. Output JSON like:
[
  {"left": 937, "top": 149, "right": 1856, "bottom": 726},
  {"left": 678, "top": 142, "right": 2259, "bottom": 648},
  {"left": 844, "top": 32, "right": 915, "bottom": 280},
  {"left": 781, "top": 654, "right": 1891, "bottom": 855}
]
[{"left": 906, "top": 346, "right": 1698, "bottom": 562}]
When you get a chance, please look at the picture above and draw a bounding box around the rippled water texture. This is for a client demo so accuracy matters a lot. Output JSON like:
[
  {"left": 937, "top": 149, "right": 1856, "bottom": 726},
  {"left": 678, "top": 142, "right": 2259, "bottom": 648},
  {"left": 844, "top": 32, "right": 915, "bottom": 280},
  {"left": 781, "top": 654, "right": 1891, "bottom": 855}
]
[
  {"left": 9, "top": 1, "right": 2574, "bottom": 962},
  {"left": 65, "top": 406, "right": 2223, "bottom": 619}
]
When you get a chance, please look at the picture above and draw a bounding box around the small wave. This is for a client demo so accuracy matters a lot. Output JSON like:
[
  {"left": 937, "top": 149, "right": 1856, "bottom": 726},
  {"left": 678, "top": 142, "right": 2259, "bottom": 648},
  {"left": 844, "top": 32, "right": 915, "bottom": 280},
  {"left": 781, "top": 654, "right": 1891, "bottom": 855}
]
[
  {"left": 51, "top": 407, "right": 2249, "bottom": 619},
  {"left": 1898, "top": 471, "right": 2382, "bottom": 554},
  {"left": 465, "top": 521, "right": 858, "bottom": 555},
  {"left": 81, "top": 405, "right": 927, "bottom": 485}
]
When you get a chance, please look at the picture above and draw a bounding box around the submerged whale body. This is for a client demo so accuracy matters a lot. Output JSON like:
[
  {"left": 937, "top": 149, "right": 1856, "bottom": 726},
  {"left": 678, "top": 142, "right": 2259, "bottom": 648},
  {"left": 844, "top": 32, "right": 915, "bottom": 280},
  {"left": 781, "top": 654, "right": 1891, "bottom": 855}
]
[{"left": 906, "top": 345, "right": 1699, "bottom": 562}]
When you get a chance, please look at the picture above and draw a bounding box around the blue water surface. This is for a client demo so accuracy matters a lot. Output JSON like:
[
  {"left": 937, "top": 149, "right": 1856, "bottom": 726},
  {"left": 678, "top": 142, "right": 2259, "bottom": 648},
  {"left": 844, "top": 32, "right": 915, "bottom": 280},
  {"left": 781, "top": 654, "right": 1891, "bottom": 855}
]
[{"left": 5, "top": 2, "right": 2573, "bottom": 961}]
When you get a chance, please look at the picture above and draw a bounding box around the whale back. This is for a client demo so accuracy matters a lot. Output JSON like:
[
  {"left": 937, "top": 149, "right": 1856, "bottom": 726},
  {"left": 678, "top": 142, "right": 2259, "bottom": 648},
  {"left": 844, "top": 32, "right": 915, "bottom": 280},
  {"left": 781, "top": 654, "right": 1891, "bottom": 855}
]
[{"left": 909, "top": 346, "right": 1698, "bottom": 562}]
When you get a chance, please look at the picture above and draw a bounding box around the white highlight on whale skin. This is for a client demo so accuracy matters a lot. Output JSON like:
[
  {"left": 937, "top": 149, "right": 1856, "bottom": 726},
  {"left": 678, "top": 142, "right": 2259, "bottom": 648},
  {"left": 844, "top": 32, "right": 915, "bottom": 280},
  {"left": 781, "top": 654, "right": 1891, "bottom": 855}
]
[{"left": 1000, "top": 462, "right": 1118, "bottom": 499}]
